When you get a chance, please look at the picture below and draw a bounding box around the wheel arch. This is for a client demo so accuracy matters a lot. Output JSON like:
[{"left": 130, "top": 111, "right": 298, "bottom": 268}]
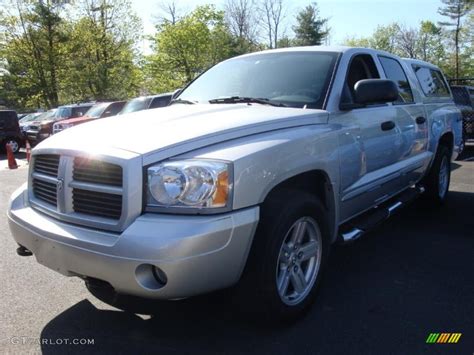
[
  {"left": 438, "top": 131, "right": 454, "bottom": 153},
  {"left": 261, "top": 169, "right": 338, "bottom": 244}
]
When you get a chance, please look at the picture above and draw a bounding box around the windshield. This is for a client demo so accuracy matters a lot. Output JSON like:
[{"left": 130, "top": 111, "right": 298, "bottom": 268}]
[
  {"left": 120, "top": 97, "right": 151, "bottom": 114},
  {"left": 85, "top": 103, "right": 108, "bottom": 118},
  {"left": 179, "top": 51, "right": 339, "bottom": 109},
  {"left": 35, "top": 110, "right": 57, "bottom": 122},
  {"left": 54, "top": 107, "right": 72, "bottom": 120},
  {"left": 19, "top": 113, "right": 41, "bottom": 123}
]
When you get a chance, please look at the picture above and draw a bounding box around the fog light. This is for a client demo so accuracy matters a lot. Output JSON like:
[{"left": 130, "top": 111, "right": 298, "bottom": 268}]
[
  {"left": 135, "top": 264, "right": 167, "bottom": 290},
  {"left": 152, "top": 266, "right": 168, "bottom": 286}
]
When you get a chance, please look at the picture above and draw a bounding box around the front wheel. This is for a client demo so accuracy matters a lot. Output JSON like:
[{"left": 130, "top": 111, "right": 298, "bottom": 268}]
[{"left": 237, "top": 189, "right": 330, "bottom": 322}]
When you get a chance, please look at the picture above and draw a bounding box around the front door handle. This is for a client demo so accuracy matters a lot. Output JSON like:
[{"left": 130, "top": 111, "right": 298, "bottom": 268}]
[
  {"left": 416, "top": 116, "right": 426, "bottom": 124},
  {"left": 381, "top": 121, "right": 395, "bottom": 131}
]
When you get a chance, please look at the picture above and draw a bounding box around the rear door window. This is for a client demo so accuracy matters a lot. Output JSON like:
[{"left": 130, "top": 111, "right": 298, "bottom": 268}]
[
  {"left": 378, "top": 56, "right": 414, "bottom": 103},
  {"left": 412, "top": 66, "right": 451, "bottom": 97}
]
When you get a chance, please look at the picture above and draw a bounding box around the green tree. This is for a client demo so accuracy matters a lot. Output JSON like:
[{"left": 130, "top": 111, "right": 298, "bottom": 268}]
[
  {"left": 438, "top": 0, "right": 472, "bottom": 79},
  {"left": 62, "top": 0, "right": 143, "bottom": 102},
  {"left": 145, "top": 5, "right": 233, "bottom": 93},
  {"left": 344, "top": 23, "right": 400, "bottom": 54},
  {"left": 293, "top": 3, "right": 328, "bottom": 46},
  {"left": 418, "top": 21, "right": 445, "bottom": 64},
  {"left": 0, "top": 0, "right": 69, "bottom": 108},
  {"left": 225, "top": 0, "right": 261, "bottom": 54}
]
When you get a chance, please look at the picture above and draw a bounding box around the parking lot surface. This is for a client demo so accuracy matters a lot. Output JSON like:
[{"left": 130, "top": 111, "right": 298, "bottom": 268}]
[{"left": 0, "top": 147, "right": 473, "bottom": 354}]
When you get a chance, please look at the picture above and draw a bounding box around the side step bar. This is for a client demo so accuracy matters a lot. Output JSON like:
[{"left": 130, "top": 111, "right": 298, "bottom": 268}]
[{"left": 339, "top": 186, "right": 425, "bottom": 244}]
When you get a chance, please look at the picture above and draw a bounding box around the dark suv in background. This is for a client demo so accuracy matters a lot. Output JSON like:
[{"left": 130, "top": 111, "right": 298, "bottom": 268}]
[
  {"left": 451, "top": 85, "right": 474, "bottom": 142},
  {"left": 27, "top": 103, "right": 94, "bottom": 145},
  {"left": 0, "top": 110, "right": 22, "bottom": 153}
]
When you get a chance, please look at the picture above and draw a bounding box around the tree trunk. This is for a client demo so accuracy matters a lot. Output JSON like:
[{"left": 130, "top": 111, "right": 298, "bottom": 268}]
[{"left": 455, "top": 10, "right": 460, "bottom": 80}]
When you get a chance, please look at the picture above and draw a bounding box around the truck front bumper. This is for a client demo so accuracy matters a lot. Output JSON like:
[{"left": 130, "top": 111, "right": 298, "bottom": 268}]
[{"left": 8, "top": 184, "right": 259, "bottom": 299}]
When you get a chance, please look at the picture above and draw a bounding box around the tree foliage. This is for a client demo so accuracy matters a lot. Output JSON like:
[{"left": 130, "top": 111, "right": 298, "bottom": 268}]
[
  {"left": 344, "top": 16, "right": 472, "bottom": 79},
  {"left": 437, "top": 0, "right": 472, "bottom": 79},
  {"left": 0, "top": 0, "right": 472, "bottom": 111},
  {"left": 0, "top": 0, "right": 142, "bottom": 109},
  {"left": 62, "top": 0, "right": 142, "bottom": 102},
  {"left": 0, "top": 0, "right": 68, "bottom": 108},
  {"left": 144, "top": 5, "right": 234, "bottom": 93},
  {"left": 293, "top": 3, "right": 328, "bottom": 46}
]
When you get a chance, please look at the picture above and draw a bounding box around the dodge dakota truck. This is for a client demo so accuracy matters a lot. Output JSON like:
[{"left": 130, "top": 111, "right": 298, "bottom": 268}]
[{"left": 8, "top": 46, "right": 462, "bottom": 321}]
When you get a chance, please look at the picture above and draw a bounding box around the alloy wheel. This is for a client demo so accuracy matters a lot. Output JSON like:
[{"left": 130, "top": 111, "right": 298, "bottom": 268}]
[{"left": 275, "top": 216, "right": 322, "bottom": 306}]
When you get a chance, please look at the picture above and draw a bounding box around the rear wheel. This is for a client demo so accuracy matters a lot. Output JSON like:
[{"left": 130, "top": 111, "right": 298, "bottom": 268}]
[
  {"left": 423, "top": 144, "right": 451, "bottom": 205},
  {"left": 237, "top": 189, "right": 330, "bottom": 322}
]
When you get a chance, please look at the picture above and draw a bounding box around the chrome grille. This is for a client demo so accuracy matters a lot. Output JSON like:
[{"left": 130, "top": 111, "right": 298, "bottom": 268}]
[
  {"left": 73, "top": 158, "right": 122, "bottom": 186},
  {"left": 29, "top": 153, "right": 126, "bottom": 231},
  {"left": 32, "top": 178, "right": 57, "bottom": 206},
  {"left": 34, "top": 154, "right": 60, "bottom": 177},
  {"left": 73, "top": 188, "right": 122, "bottom": 220}
]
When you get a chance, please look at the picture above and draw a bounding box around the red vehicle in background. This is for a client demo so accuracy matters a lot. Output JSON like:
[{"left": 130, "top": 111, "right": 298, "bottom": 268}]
[
  {"left": 27, "top": 104, "right": 93, "bottom": 145},
  {"left": 52, "top": 101, "right": 126, "bottom": 134}
]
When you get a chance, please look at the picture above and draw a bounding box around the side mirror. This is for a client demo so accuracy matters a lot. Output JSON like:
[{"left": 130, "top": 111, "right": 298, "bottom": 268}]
[{"left": 354, "top": 79, "right": 399, "bottom": 105}]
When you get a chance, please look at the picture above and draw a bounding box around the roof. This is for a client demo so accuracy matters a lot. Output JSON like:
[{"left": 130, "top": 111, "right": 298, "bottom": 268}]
[
  {"left": 402, "top": 58, "right": 440, "bottom": 70},
  {"left": 58, "top": 103, "right": 95, "bottom": 108},
  {"left": 233, "top": 45, "right": 401, "bottom": 61}
]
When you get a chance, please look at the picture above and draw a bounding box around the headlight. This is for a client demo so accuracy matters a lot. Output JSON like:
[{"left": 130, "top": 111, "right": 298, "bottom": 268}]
[{"left": 146, "top": 160, "right": 232, "bottom": 212}]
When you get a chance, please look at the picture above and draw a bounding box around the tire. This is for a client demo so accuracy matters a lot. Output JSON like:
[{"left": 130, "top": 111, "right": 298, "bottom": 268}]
[
  {"left": 3, "top": 138, "right": 20, "bottom": 154},
  {"left": 237, "top": 189, "right": 330, "bottom": 322},
  {"left": 423, "top": 144, "right": 451, "bottom": 205}
]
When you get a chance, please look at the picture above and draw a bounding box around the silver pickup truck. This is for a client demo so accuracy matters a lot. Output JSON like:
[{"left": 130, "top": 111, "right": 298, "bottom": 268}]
[{"left": 8, "top": 46, "right": 462, "bottom": 321}]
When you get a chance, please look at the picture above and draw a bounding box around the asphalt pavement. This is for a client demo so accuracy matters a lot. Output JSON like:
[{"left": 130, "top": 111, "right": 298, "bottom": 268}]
[{"left": 0, "top": 146, "right": 473, "bottom": 354}]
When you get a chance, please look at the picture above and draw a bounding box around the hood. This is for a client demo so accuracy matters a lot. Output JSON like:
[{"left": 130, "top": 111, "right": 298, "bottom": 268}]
[
  {"left": 37, "top": 104, "right": 329, "bottom": 162},
  {"left": 28, "top": 120, "right": 51, "bottom": 130},
  {"left": 59, "top": 115, "right": 94, "bottom": 125}
]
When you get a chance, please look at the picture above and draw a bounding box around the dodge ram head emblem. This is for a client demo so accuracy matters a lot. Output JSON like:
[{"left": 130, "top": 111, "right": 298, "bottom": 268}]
[{"left": 56, "top": 178, "right": 64, "bottom": 192}]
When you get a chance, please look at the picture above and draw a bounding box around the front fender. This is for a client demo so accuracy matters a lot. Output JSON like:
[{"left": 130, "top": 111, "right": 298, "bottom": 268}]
[{"left": 177, "top": 124, "right": 341, "bottom": 242}]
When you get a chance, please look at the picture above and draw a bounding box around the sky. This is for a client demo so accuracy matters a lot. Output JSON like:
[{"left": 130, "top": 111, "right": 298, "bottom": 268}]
[{"left": 131, "top": 0, "right": 446, "bottom": 52}]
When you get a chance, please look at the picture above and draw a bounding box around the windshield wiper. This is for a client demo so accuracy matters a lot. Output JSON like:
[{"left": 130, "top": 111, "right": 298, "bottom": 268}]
[
  {"left": 169, "top": 98, "right": 197, "bottom": 105},
  {"left": 208, "top": 96, "right": 287, "bottom": 107}
]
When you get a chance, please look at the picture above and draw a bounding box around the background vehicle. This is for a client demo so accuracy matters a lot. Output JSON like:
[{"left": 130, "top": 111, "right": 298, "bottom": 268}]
[
  {"left": 8, "top": 47, "right": 462, "bottom": 321},
  {"left": 0, "top": 110, "right": 22, "bottom": 153},
  {"left": 119, "top": 93, "right": 172, "bottom": 115},
  {"left": 53, "top": 101, "right": 126, "bottom": 134},
  {"left": 451, "top": 85, "right": 474, "bottom": 142},
  {"left": 19, "top": 112, "right": 42, "bottom": 138},
  {"left": 27, "top": 104, "right": 93, "bottom": 145}
]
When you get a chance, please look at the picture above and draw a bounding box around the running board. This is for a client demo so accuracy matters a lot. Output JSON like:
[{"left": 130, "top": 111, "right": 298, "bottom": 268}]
[{"left": 339, "top": 186, "right": 425, "bottom": 244}]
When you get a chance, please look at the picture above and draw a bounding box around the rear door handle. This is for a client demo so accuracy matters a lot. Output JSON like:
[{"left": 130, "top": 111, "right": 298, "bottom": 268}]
[
  {"left": 416, "top": 116, "right": 426, "bottom": 124},
  {"left": 381, "top": 121, "right": 395, "bottom": 131}
]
